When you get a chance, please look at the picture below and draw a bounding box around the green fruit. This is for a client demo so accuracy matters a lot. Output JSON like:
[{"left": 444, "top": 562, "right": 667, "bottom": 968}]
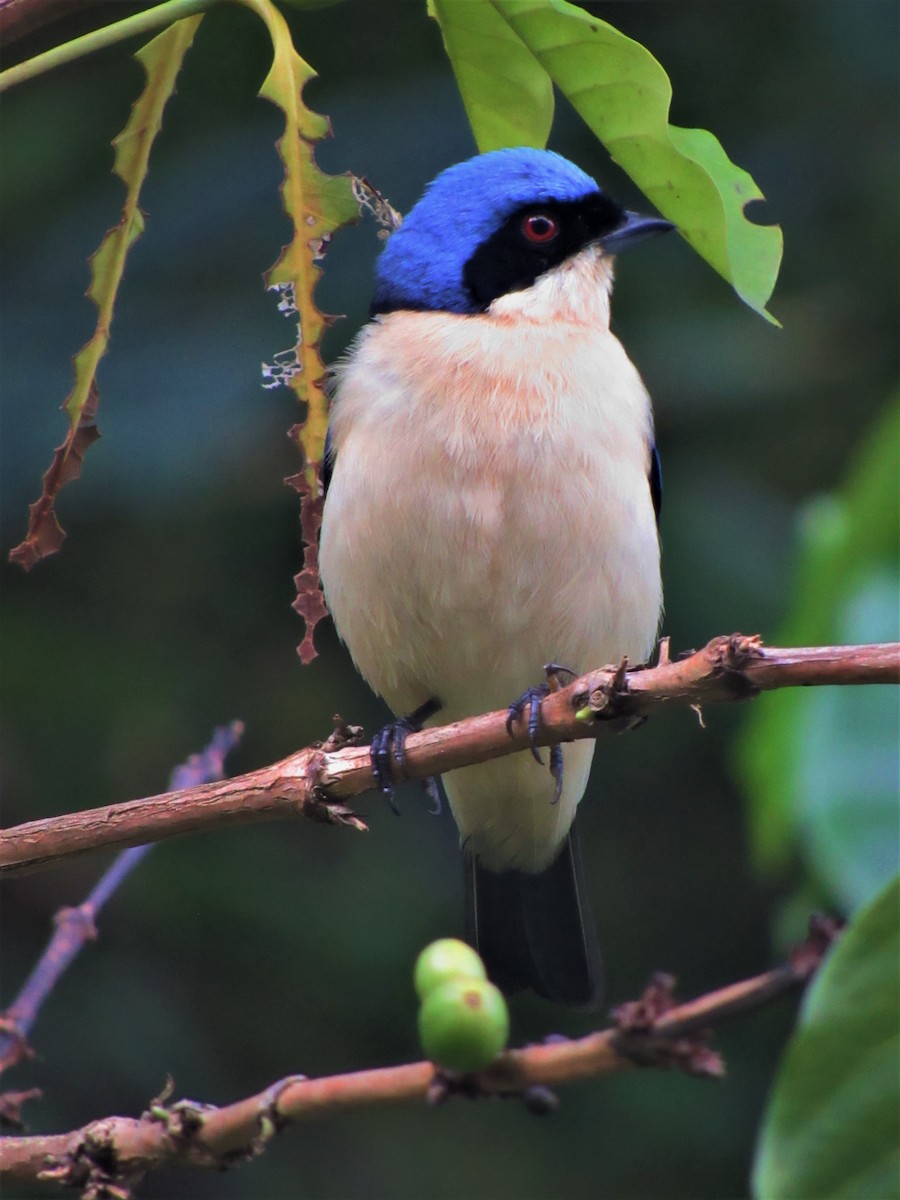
[
  {"left": 413, "top": 938, "right": 486, "bottom": 1001},
  {"left": 418, "top": 977, "right": 510, "bottom": 1073}
]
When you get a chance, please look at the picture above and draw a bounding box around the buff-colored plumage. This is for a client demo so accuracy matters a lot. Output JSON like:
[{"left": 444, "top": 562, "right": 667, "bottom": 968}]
[{"left": 319, "top": 244, "right": 662, "bottom": 873}]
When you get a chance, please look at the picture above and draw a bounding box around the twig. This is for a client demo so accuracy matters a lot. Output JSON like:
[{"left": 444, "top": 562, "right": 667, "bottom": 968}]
[
  {"left": 0, "top": 0, "right": 212, "bottom": 93},
  {"left": 1, "top": 637, "right": 897, "bottom": 877},
  {"left": 0, "top": 0, "right": 102, "bottom": 44},
  {"left": 0, "top": 915, "right": 840, "bottom": 1193},
  {"left": 0, "top": 723, "right": 244, "bottom": 1079}
]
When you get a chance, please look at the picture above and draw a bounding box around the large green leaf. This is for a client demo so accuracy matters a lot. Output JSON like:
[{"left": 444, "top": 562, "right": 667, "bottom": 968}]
[
  {"left": 429, "top": 0, "right": 553, "bottom": 151},
  {"left": 738, "top": 397, "right": 900, "bottom": 905},
  {"left": 753, "top": 874, "right": 900, "bottom": 1200},
  {"left": 792, "top": 572, "right": 900, "bottom": 912},
  {"left": 487, "top": 0, "right": 783, "bottom": 321}
]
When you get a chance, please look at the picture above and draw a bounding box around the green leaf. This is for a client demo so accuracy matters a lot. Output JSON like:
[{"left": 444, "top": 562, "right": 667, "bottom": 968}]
[
  {"left": 429, "top": 0, "right": 553, "bottom": 151},
  {"left": 738, "top": 396, "right": 900, "bottom": 902},
  {"left": 792, "top": 572, "right": 900, "bottom": 912},
  {"left": 488, "top": 0, "right": 783, "bottom": 321},
  {"left": 8, "top": 14, "right": 203, "bottom": 570},
  {"left": 753, "top": 875, "right": 900, "bottom": 1200}
]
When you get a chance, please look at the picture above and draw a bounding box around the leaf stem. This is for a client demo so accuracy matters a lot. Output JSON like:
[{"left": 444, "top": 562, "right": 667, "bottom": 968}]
[{"left": 0, "top": 0, "right": 214, "bottom": 93}]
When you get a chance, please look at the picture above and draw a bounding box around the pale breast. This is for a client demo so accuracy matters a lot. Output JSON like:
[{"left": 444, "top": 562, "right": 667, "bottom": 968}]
[
  {"left": 320, "top": 309, "right": 662, "bottom": 718},
  {"left": 320, "top": 306, "right": 663, "bottom": 871}
]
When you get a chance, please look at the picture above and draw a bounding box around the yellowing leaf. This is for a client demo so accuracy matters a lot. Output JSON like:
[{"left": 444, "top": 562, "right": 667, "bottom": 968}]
[
  {"left": 9, "top": 15, "right": 203, "bottom": 570},
  {"left": 240, "top": 0, "right": 356, "bottom": 476},
  {"left": 429, "top": 0, "right": 553, "bottom": 152},
  {"left": 236, "top": 0, "right": 356, "bottom": 662}
]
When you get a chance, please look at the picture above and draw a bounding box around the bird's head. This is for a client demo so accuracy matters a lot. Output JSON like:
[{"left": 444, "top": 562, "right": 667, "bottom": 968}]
[{"left": 371, "top": 147, "right": 672, "bottom": 318}]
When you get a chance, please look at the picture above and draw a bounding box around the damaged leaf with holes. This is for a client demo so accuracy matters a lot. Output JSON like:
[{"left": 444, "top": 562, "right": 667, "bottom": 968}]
[
  {"left": 245, "top": 0, "right": 356, "bottom": 663},
  {"left": 8, "top": 16, "right": 203, "bottom": 570}
]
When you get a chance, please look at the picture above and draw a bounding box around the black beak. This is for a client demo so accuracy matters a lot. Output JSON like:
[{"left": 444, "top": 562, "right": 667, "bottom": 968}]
[{"left": 600, "top": 210, "right": 674, "bottom": 254}]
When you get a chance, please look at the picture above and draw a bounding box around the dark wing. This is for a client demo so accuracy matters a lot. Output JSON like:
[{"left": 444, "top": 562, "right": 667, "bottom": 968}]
[{"left": 649, "top": 441, "right": 662, "bottom": 527}]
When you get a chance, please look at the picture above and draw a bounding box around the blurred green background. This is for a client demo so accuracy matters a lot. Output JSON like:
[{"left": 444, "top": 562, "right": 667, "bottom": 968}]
[{"left": 1, "top": 2, "right": 898, "bottom": 1197}]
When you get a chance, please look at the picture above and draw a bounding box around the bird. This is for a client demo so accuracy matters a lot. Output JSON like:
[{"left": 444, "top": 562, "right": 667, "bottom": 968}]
[{"left": 319, "top": 147, "right": 670, "bottom": 1007}]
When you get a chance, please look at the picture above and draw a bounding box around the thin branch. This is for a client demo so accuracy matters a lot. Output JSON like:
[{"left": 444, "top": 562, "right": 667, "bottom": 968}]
[
  {"left": 0, "top": 0, "right": 211, "bottom": 93},
  {"left": 0, "top": 916, "right": 840, "bottom": 1193},
  {"left": 0, "top": 0, "right": 184, "bottom": 46},
  {"left": 2, "top": 636, "right": 897, "bottom": 877},
  {"left": 0, "top": 0, "right": 93, "bottom": 45},
  {"left": 0, "top": 723, "right": 244, "bottom": 1078}
]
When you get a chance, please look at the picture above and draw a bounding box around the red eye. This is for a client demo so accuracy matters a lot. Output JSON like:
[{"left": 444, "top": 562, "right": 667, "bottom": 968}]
[{"left": 522, "top": 213, "right": 559, "bottom": 243}]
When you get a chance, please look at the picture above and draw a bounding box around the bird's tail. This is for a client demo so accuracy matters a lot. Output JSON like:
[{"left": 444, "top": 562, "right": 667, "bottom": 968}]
[{"left": 464, "top": 820, "right": 602, "bottom": 1008}]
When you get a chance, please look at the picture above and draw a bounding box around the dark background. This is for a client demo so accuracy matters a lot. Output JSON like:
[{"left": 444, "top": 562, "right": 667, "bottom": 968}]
[{"left": 2, "top": 2, "right": 898, "bottom": 1197}]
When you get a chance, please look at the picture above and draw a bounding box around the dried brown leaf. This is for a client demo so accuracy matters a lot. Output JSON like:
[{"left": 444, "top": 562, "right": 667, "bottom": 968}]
[{"left": 9, "top": 386, "right": 101, "bottom": 569}]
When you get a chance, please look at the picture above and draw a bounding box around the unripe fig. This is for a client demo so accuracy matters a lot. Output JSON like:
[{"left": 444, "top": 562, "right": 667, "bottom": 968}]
[
  {"left": 418, "top": 977, "right": 509, "bottom": 1073},
  {"left": 414, "top": 938, "right": 486, "bottom": 1001}
]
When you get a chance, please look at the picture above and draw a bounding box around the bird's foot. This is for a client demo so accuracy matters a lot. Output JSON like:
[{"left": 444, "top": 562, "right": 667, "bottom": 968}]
[
  {"left": 370, "top": 696, "right": 441, "bottom": 815},
  {"left": 505, "top": 663, "right": 575, "bottom": 804}
]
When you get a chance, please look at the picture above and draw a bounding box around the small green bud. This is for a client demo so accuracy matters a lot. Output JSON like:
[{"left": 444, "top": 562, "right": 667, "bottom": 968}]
[
  {"left": 418, "top": 977, "right": 509, "bottom": 1073},
  {"left": 414, "top": 938, "right": 486, "bottom": 1001}
]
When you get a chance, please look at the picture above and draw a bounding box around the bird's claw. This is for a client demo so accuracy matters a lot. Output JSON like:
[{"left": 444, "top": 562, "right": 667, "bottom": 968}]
[
  {"left": 370, "top": 697, "right": 441, "bottom": 814},
  {"left": 370, "top": 719, "right": 416, "bottom": 814},
  {"left": 543, "top": 662, "right": 578, "bottom": 691},
  {"left": 506, "top": 665, "right": 574, "bottom": 804},
  {"left": 505, "top": 685, "right": 548, "bottom": 762}
]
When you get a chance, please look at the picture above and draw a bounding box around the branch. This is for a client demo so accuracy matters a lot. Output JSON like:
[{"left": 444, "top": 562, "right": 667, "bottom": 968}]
[
  {"left": 0, "top": 0, "right": 92, "bottom": 45},
  {"left": 0, "top": 723, "right": 244, "bottom": 1079},
  {"left": 0, "top": 916, "right": 841, "bottom": 1194},
  {"left": 0, "top": 0, "right": 212, "bottom": 93},
  {"left": 2, "top": 636, "right": 897, "bottom": 877}
]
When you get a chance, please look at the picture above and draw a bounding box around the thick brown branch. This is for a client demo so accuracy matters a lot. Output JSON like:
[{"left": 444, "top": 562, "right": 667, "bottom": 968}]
[
  {"left": 2, "top": 637, "right": 897, "bottom": 876},
  {"left": 0, "top": 918, "right": 837, "bottom": 1191}
]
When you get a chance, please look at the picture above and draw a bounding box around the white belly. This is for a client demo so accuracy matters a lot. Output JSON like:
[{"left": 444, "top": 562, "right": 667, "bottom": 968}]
[{"left": 320, "top": 309, "right": 662, "bottom": 871}]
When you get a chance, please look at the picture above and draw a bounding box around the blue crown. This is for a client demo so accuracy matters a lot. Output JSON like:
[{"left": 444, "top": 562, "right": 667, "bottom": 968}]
[{"left": 372, "top": 148, "right": 600, "bottom": 315}]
